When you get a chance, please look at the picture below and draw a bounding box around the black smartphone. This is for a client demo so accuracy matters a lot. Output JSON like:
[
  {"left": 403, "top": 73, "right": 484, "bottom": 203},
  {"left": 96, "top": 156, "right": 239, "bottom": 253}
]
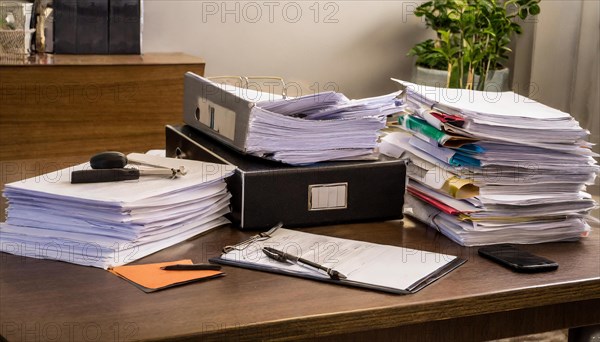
[{"left": 478, "top": 244, "right": 558, "bottom": 273}]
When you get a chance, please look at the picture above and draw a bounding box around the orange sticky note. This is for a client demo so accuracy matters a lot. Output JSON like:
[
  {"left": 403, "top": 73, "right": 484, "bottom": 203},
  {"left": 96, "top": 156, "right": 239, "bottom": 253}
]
[{"left": 109, "top": 259, "right": 224, "bottom": 292}]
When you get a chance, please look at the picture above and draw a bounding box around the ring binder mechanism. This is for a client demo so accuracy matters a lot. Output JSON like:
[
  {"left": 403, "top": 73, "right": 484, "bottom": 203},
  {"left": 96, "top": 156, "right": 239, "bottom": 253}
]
[
  {"left": 211, "top": 225, "right": 466, "bottom": 294},
  {"left": 222, "top": 223, "right": 282, "bottom": 253}
]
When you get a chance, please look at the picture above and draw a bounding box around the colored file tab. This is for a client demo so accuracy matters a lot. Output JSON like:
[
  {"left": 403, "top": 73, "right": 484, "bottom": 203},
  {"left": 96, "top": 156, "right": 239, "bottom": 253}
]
[
  {"left": 407, "top": 162, "right": 479, "bottom": 199},
  {"left": 453, "top": 143, "right": 485, "bottom": 155},
  {"left": 442, "top": 177, "right": 480, "bottom": 199},
  {"left": 399, "top": 115, "right": 477, "bottom": 148},
  {"left": 407, "top": 186, "right": 460, "bottom": 215},
  {"left": 426, "top": 111, "right": 465, "bottom": 128},
  {"left": 400, "top": 114, "right": 445, "bottom": 142},
  {"left": 409, "top": 180, "right": 482, "bottom": 213},
  {"left": 409, "top": 135, "right": 481, "bottom": 167}
]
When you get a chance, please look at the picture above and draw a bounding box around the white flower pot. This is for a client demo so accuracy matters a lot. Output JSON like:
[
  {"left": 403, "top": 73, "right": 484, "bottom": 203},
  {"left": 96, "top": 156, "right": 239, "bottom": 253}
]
[{"left": 412, "top": 66, "right": 510, "bottom": 91}]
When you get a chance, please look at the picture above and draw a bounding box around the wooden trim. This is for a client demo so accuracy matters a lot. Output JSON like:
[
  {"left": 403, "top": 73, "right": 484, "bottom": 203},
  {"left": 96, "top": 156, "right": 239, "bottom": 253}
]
[{"left": 0, "top": 53, "right": 205, "bottom": 67}]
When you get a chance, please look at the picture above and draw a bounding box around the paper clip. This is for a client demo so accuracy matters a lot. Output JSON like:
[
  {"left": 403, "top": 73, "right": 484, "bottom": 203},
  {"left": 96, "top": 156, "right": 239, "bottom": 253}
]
[{"left": 222, "top": 222, "right": 283, "bottom": 253}]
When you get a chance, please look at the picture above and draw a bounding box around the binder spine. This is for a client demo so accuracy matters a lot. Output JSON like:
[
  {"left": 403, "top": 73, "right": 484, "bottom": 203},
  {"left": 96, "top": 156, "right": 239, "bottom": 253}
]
[
  {"left": 53, "top": 0, "right": 77, "bottom": 53},
  {"left": 183, "top": 73, "right": 290, "bottom": 154},
  {"left": 109, "top": 0, "right": 141, "bottom": 54},
  {"left": 76, "top": 0, "right": 109, "bottom": 54}
]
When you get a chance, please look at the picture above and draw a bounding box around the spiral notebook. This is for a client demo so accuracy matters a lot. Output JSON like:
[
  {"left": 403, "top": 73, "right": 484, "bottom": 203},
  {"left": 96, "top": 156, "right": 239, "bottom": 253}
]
[{"left": 210, "top": 225, "right": 465, "bottom": 294}]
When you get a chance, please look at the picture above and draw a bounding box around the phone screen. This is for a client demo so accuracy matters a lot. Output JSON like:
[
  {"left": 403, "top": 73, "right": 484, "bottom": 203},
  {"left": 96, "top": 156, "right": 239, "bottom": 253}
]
[{"left": 478, "top": 244, "right": 558, "bottom": 273}]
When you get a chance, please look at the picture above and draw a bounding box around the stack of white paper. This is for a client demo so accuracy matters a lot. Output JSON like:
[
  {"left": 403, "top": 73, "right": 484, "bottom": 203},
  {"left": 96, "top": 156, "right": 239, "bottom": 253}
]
[
  {"left": 0, "top": 154, "right": 235, "bottom": 268},
  {"left": 381, "top": 81, "right": 599, "bottom": 246},
  {"left": 187, "top": 75, "right": 405, "bottom": 165},
  {"left": 245, "top": 90, "right": 404, "bottom": 165}
]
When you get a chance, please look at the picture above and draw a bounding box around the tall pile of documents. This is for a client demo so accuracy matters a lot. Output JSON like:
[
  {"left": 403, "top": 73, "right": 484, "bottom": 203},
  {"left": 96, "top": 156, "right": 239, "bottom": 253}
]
[
  {"left": 0, "top": 154, "right": 235, "bottom": 268},
  {"left": 380, "top": 80, "right": 599, "bottom": 246}
]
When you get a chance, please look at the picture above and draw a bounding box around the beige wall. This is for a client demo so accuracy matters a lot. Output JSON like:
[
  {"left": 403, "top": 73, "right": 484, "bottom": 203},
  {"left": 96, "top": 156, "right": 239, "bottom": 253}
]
[
  {"left": 529, "top": 0, "right": 600, "bottom": 195},
  {"left": 530, "top": 0, "right": 599, "bottom": 151},
  {"left": 142, "top": 0, "right": 434, "bottom": 99},
  {"left": 142, "top": 0, "right": 596, "bottom": 149}
]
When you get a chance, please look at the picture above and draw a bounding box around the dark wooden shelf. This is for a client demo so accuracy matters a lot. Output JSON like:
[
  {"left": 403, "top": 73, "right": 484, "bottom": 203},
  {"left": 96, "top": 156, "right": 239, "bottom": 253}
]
[{"left": 0, "top": 53, "right": 205, "bottom": 160}]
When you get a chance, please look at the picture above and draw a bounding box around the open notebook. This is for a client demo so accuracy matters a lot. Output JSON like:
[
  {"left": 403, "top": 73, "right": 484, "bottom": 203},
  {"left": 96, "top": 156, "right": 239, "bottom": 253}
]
[{"left": 211, "top": 225, "right": 465, "bottom": 294}]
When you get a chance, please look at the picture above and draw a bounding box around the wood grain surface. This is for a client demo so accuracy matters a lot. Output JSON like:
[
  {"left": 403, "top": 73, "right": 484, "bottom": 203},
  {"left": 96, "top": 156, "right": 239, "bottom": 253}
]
[
  {"left": 0, "top": 158, "right": 599, "bottom": 342},
  {"left": 0, "top": 53, "right": 205, "bottom": 160},
  {"left": 8, "top": 53, "right": 207, "bottom": 66}
]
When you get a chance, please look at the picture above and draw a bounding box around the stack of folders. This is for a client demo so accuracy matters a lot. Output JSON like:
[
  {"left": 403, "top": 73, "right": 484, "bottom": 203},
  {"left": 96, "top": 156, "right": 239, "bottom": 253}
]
[
  {"left": 380, "top": 80, "right": 599, "bottom": 246},
  {"left": 0, "top": 154, "right": 235, "bottom": 268},
  {"left": 227, "top": 83, "right": 403, "bottom": 165}
]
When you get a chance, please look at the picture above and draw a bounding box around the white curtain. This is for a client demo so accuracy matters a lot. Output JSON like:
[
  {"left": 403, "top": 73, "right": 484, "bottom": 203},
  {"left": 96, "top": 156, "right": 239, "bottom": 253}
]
[
  {"left": 525, "top": 0, "right": 599, "bottom": 195},
  {"left": 528, "top": 0, "right": 599, "bottom": 155}
]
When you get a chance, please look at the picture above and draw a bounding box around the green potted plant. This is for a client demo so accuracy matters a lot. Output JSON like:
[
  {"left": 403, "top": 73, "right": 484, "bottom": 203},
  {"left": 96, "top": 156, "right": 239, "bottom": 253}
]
[{"left": 408, "top": 0, "right": 541, "bottom": 91}]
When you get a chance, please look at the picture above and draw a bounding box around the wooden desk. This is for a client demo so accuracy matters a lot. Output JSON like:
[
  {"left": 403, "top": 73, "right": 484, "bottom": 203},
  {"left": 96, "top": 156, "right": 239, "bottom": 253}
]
[
  {"left": 0, "top": 53, "right": 205, "bottom": 161},
  {"left": 0, "top": 159, "right": 599, "bottom": 341}
]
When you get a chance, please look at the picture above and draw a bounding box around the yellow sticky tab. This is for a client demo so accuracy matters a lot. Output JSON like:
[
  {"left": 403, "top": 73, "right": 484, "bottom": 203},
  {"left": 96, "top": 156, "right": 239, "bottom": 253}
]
[{"left": 443, "top": 177, "right": 479, "bottom": 199}]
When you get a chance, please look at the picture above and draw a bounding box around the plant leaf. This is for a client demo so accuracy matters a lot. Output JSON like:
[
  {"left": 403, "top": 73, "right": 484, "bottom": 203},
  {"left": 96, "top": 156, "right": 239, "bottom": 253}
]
[{"left": 518, "top": 7, "right": 528, "bottom": 20}]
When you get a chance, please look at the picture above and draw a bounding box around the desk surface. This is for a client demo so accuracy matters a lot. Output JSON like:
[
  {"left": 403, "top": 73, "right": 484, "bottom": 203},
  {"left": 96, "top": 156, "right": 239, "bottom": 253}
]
[{"left": 1, "top": 159, "right": 599, "bottom": 341}]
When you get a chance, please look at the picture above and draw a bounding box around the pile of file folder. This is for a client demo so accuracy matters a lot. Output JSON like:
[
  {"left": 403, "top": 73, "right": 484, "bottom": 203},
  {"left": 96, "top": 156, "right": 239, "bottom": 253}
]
[
  {"left": 175, "top": 74, "right": 409, "bottom": 228},
  {"left": 380, "top": 80, "right": 599, "bottom": 246},
  {"left": 0, "top": 154, "right": 235, "bottom": 268},
  {"left": 183, "top": 73, "right": 404, "bottom": 165}
]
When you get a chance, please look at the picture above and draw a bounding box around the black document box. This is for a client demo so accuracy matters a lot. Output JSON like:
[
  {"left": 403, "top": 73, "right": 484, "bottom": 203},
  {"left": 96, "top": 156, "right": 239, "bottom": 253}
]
[
  {"left": 109, "top": 0, "right": 141, "bottom": 54},
  {"left": 166, "top": 125, "right": 407, "bottom": 230},
  {"left": 54, "top": 0, "right": 140, "bottom": 54}
]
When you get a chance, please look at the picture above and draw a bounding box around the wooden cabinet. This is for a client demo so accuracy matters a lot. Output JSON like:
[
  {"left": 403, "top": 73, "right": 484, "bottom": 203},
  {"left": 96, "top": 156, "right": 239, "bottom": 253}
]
[{"left": 0, "top": 53, "right": 205, "bottom": 160}]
